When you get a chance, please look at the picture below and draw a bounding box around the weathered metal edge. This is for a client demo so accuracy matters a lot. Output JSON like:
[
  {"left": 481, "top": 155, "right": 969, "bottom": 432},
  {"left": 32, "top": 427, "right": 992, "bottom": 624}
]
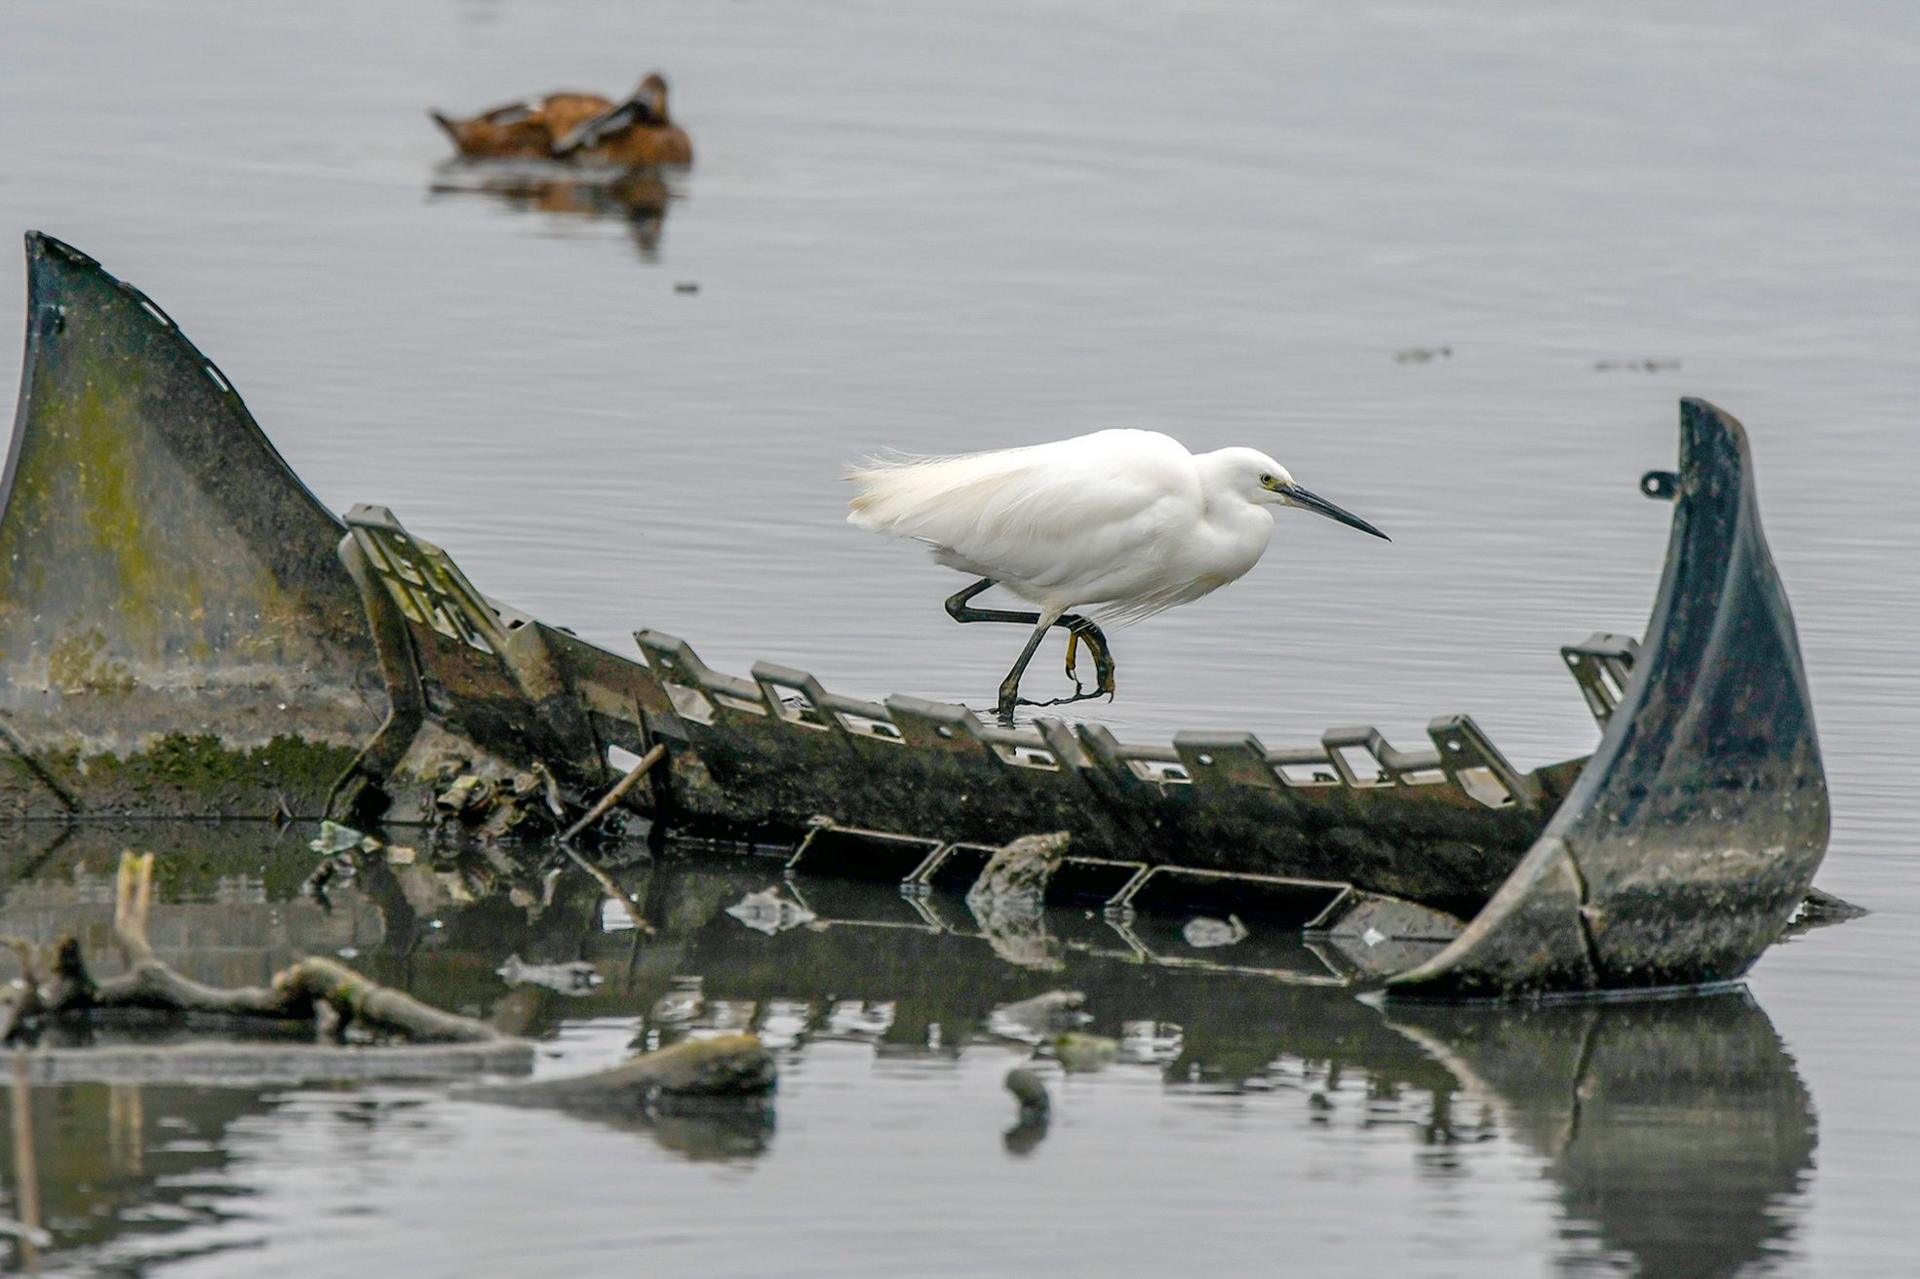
[
  {"left": 0, "top": 232, "right": 415, "bottom": 818},
  {"left": 1387, "top": 399, "right": 1831, "bottom": 996}
]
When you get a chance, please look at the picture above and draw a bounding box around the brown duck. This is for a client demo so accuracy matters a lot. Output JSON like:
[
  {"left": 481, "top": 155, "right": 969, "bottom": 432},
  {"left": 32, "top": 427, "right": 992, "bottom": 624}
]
[
  {"left": 430, "top": 90, "right": 618, "bottom": 160},
  {"left": 550, "top": 74, "right": 694, "bottom": 167}
]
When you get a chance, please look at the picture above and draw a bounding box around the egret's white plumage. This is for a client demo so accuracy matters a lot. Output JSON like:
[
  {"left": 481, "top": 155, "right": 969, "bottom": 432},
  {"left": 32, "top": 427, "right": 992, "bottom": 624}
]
[
  {"left": 851, "top": 429, "right": 1373, "bottom": 620},
  {"left": 846, "top": 427, "right": 1387, "bottom": 716}
]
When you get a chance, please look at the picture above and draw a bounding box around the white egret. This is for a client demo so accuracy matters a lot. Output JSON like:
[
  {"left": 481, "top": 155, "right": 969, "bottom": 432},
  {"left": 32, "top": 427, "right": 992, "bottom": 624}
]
[{"left": 846, "top": 428, "right": 1388, "bottom": 721}]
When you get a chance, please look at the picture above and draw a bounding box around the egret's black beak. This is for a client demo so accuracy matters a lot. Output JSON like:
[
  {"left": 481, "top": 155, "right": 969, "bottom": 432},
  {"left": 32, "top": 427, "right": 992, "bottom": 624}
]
[{"left": 1285, "top": 484, "right": 1390, "bottom": 541}]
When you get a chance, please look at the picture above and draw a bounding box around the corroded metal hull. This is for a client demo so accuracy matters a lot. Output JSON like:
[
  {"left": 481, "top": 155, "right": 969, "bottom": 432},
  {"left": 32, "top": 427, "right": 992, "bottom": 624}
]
[
  {"left": 1388, "top": 404, "right": 1831, "bottom": 994},
  {"left": 0, "top": 233, "right": 1834, "bottom": 996}
]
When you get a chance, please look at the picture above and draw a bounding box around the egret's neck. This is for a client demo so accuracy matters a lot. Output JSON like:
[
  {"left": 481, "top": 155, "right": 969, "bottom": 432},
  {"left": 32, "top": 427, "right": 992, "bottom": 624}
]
[{"left": 1194, "top": 452, "right": 1276, "bottom": 535}]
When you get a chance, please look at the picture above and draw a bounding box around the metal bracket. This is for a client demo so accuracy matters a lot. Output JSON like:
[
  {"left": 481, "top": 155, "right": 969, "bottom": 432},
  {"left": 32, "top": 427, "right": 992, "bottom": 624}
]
[{"left": 1560, "top": 632, "right": 1641, "bottom": 728}]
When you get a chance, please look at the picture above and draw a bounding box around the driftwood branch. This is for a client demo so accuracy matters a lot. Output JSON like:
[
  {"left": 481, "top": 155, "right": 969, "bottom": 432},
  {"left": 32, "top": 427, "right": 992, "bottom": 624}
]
[
  {"left": 4, "top": 852, "right": 777, "bottom": 1107},
  {"left": 478, "top": 1033, "right": 775, "bottom": 1112},
  {"left": 4, "top": 851, "right": 505, "bottom": 1045}
]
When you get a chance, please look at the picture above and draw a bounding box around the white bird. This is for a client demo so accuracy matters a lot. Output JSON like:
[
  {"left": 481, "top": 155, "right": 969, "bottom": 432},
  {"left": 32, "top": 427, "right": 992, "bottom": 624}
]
[{"left": 846, "top": 428, "right": 1388, "bottom": 721}]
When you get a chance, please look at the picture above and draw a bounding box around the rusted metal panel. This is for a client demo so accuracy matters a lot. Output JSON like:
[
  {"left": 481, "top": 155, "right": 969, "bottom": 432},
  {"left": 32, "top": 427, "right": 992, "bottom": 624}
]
[
  {"left": 339, "top": 504, "right": 609, "bottom": 789},
  {"left": 0, "top": 234, "right": 388, "bottom": 818}
]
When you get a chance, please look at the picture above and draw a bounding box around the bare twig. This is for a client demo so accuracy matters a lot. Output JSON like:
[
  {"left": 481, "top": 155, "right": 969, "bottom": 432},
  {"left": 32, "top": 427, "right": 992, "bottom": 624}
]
[
  {"left": 561, "top": 847, "right": 656, "bottom": 936},
  {"left": 9, "top": 1051, "right": 44, "bottom": 1267},
  {"left": 551, "top": 746, "right": 664, "bottom": 935},
  {"left": 112, "top": 849, "right": 157, "bottom": 966},
  {"left": 560, "top": 743, "right": 665, "bottom": 845},
  {"left": 2, "top": 939, "right": 42, "bottom": 990},
  {"left": 1, "top": 939, "right": 47, "bottom": 1046}
]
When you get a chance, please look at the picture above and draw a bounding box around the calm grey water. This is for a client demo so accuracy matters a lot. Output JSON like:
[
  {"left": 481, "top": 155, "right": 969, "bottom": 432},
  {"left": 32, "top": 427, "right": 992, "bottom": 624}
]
[{"left": 2, "top": 1, "right": 1917, "bottom": 1275}]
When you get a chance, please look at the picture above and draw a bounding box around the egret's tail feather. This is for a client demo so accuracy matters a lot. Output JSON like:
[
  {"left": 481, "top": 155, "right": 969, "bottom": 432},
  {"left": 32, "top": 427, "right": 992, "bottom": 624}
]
[{"left": 845, "top": 446, "right": 1044, "bottom": 538}]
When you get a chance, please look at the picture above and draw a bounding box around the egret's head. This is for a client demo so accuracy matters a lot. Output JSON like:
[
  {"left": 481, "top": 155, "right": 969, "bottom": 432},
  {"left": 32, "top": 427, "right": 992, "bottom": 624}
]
[{"left": 1216, "top": 447, "right": 1390, "bottom": 541}]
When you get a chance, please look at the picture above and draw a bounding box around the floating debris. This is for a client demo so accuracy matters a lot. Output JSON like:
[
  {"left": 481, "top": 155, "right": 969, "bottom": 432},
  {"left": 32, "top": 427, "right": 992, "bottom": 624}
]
[
  {"left": 1594, "top": 358, "right": 1682, "bottom": 373},
  {"left": 1005, "top": 1067, "right": 1051, "bottom": 1121},
  {"left": 1052, "top": 1031, "right": 1119, "bottom": 1073},
  {"left": 434, "top": 771, "right": 568, "bottom": 840},
  {"left": 726, "top": 887, "right": 818, "bottom": 936},
  {"left": 988, "top": 990, "right": 1091, "bottom": 1043},
  {"left": 496, "top": 954, "right": 604, "bottom": 995},
  {"left": 701, "top": 999, "right": 759, "bottom": 1033},
  {"left": 1119, "top": 1020, "right": 1185, "bottom": 1065},
  {"left": 436, "top": 774, "right": 492, "bottom": 817},
  {"left": 650, "top": 976, "right": 705, "bottom": 1026},
  {"left": 1003, "top": 1066, "right": 1052, "bottom": 1156},
  {"left": 674, "top": 281, "right": 700, "bottom": 294},
  {"left": 0, "top": 1217, "right": 52, "bottom": 1250},
  {"left": 301, "top": 855, "right": 355, "bottom": 906},
  {"left": 826, "top": 1000, "right": 896, "bottom": 1038},
  {"left": 308, "top": 820, "right": 371, "bottom": 855},
  {"left": 481, "top": 1034, "right": 775, "bottom": 1111},
  {"left": 1394, "top": 345, "right": 1453, "bottom": 363},
  {"left": 965, "top": 832, "right": 1069, "bottom": 912},
  {"left": 969, "top": 899, "right": 1064, "bottom": 972},
  {"left": 601, "top": 899, "right": 642, "bottom": 932},
  {"left": 754, "top": 999, "right": 812, "bottom": 1051},
  {"left": 1181, "top": 914, "right": 1249, "bottom": 949}
]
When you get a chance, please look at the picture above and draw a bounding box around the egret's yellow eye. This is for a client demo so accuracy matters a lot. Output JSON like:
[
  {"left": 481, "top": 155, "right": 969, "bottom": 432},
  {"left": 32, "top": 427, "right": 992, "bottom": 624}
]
[{"left": 1259, "top": 473, "right": 1276, "bottom": 487}]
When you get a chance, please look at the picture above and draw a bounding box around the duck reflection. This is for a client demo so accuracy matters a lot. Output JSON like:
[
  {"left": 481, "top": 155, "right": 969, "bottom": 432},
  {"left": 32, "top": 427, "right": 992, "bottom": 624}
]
[
  {"left": 427, "top": 164, "right": 674, "bottom": 260},
  {"left": 0, "top": 825, "right": 1816, "bottom": 1276}
]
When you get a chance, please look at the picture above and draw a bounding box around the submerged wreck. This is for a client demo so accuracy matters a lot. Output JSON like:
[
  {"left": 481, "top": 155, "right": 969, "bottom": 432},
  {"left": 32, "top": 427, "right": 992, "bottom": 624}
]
[{"left": 0, "top": 233, "right": 1836, "bottom": 1000}]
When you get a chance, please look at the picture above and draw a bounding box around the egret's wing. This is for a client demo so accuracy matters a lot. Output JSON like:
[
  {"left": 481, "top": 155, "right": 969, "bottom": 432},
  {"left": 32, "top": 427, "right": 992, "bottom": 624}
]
[{"left": 846, "top": 430, "right": 1198, "bottom": 600}]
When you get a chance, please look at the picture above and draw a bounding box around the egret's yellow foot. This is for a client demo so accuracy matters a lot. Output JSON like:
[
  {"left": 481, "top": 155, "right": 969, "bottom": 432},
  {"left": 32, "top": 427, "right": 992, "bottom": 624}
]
[{"left": 1064, "top": 625, "right": 1116, "bottom": 700}]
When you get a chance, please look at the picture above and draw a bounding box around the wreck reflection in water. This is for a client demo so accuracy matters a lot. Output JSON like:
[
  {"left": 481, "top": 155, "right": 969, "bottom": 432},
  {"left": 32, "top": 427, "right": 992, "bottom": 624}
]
[
  {"left": 0, "top": 826, "right": 1813, "bottom": 1277},
  {"left": 427, "top": 162, "right": 674, "bottom": 259}
]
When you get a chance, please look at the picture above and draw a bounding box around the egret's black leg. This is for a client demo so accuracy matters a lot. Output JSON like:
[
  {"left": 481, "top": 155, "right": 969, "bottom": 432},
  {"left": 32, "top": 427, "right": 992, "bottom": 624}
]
[
  {"left": 944, "top": 579, "right": 1120, "bottom": 719},
  {"left": 945, "top": 578, "right": 1037, "bottom": 627},
  {"left": 996, "top": 618, "right": 1054, "bottom": 722}
]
